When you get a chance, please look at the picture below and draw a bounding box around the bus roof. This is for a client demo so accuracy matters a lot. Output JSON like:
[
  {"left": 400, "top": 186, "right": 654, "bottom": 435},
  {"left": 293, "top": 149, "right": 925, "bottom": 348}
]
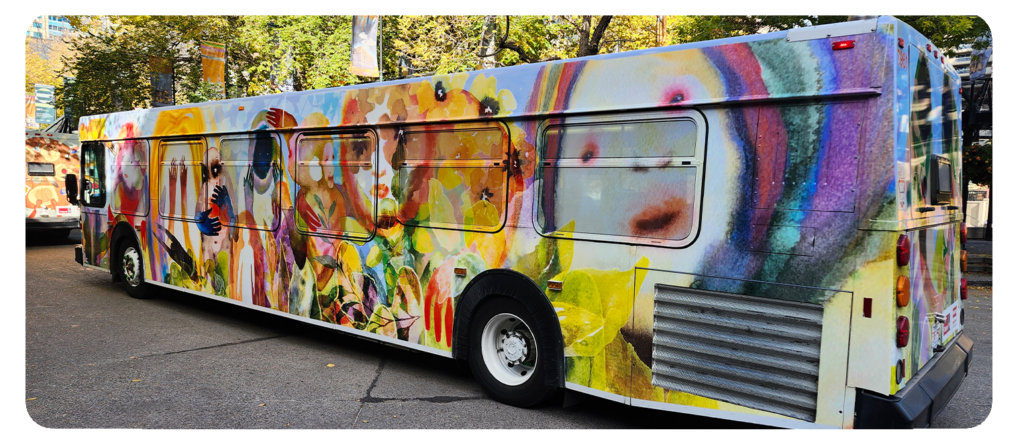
[{"left": 78, "top": 16, "right": 945, "bottom": 142}]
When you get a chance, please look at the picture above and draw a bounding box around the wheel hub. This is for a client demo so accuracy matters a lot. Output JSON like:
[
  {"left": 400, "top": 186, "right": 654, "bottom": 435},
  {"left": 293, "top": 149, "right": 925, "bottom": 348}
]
[
  {"left": 123, "top": 247, "right": 140, "bottom": 286},
  {"left": 501, "top": 332, "right": 529, "bottom": 364}
]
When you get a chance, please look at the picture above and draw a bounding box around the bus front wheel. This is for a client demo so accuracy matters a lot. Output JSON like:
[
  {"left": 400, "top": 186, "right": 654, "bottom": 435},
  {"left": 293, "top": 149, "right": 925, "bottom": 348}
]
[
  {"left": 468, "top": 296, "right": 556, "bottom": 407},
  {"left": 118, "top": 239, "right": 153, "bottom": 299}
]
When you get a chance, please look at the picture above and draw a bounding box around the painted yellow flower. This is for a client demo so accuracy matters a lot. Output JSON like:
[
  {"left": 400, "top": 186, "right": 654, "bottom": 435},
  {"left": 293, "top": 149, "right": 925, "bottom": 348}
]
[{"left": 468, "top": 74, "right": 517, "bottom": 117}]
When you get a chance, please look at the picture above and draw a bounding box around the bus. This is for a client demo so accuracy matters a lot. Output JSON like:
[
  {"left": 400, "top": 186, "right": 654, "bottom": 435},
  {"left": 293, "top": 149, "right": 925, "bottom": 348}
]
[
  {"left": 72, "top": 16, "right": 972, "bottom": 428},
  {"left": 26, "top": 129, "right": 80, "bottom": 237}
]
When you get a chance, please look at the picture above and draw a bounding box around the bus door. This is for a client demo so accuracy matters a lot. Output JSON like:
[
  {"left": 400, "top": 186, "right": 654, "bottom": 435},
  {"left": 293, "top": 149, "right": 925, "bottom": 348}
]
[{"left": 79, "top": 142, "right": 112, "bottom": 269}]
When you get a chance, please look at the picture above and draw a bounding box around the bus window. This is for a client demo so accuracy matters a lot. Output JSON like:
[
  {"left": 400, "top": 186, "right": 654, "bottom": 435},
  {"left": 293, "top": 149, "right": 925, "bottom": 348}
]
[
  {"left": 537, "top": 113, "right": 704, "bottom": 244},
  {"left": 396, "top": 122, "right": 509, "bottom": 232},
  {"left": 158, "top": 139, "right": 206, "bottom": 221},
  {"left": 81, "top": 143, "right": 106, "bottom": 208},
  {"left": 218, "top": 133, "right": 282, "bottom": 231},
  {"left": 110, "top": 139, "right": 149, "bottom": 216},
  {"left": 295, "top": 130, "right": 377, "bottom": 239}
]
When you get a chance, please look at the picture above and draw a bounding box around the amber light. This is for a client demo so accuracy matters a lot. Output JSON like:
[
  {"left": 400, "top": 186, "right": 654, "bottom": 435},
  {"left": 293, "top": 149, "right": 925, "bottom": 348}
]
[
  {"left": 896, "top": 316, "right": 910, "bottom": 348},
  {"left": 961, "top": 278, "right": 968, "bottom": 300},
  {"left": 897, "top": 234, "right": 911, "bottom": 267},
  {"left": 961, "top": 251, "right": 968, "bottom": 273},
  {"left": 896, "top": 276, "right": 910, "bottom": 308}
]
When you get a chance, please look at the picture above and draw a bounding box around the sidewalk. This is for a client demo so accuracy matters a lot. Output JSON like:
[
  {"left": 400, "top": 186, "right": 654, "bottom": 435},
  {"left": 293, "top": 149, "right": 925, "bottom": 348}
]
[{"left": 962, "top": 238, "right": 1019, "bottom": 286}]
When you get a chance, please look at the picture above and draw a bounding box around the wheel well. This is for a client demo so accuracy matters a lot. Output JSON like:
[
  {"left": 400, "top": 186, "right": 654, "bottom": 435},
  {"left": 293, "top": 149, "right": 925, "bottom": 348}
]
[
  {"left": 453, "top": 269, "right": 564, "bottom": 388},
  {"left": 108, "top": 221, "right": 139, "bottom": 280}
]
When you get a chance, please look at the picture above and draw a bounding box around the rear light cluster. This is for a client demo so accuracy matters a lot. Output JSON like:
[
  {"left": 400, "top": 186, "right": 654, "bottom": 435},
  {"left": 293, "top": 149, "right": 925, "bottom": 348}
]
[
  {"left": 896, "top": 234, "right": 911, "bottom": 348},
  {"left": 896, "top": 316, "right": 910, "bottom": 348},
  {"left": 896, "top": 275, "right": 910, "bottom": 307},
  {"left": 896, "top": 234, "right": 910, "bottom": 267}
]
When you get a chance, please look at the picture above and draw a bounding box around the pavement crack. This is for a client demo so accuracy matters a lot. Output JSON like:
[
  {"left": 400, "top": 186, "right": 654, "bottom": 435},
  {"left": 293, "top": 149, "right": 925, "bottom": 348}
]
[
  {"left": 137, "top": 335, "right": 285, "bottom": 358},
  {"left": 352, "top": 356, "right": 387, "bottom": 427}
]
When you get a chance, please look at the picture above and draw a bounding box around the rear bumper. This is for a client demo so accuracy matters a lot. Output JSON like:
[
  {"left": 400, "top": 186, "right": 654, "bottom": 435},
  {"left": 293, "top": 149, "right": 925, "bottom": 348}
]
[
  {"left": 854, "top": 333, "right": 974, "bottom": 428},
  {"left": 26, "top": 217, "right": 79, "bottom": 230}
]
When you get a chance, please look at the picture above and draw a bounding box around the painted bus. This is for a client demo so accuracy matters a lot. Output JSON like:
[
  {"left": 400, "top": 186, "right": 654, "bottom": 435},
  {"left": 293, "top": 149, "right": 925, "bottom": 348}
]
[
  {"left": 26, "top": 130, "right": 81, "bottom": 237},
  {"left": 73, "top": 16, "right": 972, "bottom": 428}
]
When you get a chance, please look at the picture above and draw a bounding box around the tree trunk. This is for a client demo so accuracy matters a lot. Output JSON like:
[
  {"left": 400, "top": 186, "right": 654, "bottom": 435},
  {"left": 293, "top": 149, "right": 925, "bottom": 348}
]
[
  {"left": 478, "top": 15, "right": 497, "bottom": 69},
  {"left": 656, "top": 16, "right": 667, "bottom": 47}
]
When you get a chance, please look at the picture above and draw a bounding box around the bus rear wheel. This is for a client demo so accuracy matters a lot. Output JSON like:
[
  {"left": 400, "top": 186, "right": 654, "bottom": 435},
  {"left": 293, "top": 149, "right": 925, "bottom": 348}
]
[
  {"left": 468, "top": 296, "right": 556, "bottom": 407},
  {"left": 118, "top": 239, "right": 153, "bottom": 299}
]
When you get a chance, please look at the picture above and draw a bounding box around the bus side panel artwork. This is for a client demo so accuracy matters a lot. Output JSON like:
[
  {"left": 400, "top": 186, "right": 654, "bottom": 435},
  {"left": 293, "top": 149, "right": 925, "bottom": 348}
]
[{"left": 75, "top": 17, "right": 968, "bottom": 427}]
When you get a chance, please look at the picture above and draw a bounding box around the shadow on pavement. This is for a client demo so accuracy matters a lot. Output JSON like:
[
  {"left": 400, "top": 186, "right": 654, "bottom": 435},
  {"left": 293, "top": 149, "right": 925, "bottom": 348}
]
[{"left": 25, "top": 229, "right": 82, "bottom": 248}]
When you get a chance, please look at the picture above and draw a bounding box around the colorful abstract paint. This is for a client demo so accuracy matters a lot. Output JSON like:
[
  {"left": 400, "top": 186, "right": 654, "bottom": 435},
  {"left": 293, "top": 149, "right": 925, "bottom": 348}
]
[{"left": 76, "top": 17, "right": 965, "bottom": 428}]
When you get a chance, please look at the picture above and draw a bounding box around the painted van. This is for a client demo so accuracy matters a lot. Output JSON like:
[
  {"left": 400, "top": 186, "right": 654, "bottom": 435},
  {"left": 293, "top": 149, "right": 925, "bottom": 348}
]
[
  {"left": 26, "top": 130, "right": 81, "bottom": 236},
  {"left": 74, "top": 16, "right": 971, "bottom": 428}
]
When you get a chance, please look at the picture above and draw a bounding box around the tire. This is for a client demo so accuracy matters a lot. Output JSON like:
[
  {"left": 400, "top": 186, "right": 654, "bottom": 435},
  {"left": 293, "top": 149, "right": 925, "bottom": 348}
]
[
  {"left": 118, "top": 239, "right": 154, "bottom": 299},
  {"left": 468, "top": 296, "right": 557, "bottom": 407}
]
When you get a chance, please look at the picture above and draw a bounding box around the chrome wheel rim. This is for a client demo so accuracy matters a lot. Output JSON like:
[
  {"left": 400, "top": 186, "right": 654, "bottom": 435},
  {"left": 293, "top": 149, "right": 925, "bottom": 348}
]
[
  {"left": 481, "top": 313, "right": 537, "bottom": 386},
  {"left": 122, "top": 247, "right": 142, "bottom": 287}
]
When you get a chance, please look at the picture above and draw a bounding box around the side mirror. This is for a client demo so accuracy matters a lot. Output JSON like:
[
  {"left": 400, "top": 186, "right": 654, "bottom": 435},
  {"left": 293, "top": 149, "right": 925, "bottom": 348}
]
[{"left": 65, "top": 174, "right": 79, "bottom": 205}]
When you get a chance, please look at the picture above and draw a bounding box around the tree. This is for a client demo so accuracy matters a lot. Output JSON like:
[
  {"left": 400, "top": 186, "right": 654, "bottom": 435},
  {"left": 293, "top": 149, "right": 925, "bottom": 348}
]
[
  {"left": 56, "top": 15, "right": 257, "bottom": 116},
  {"left": 26, "top": 38, "right": 75, "bottom": 93},
  {"left": 671, "top": 15, "right": 991, "bottom": 56},
  {"left": 963, "top": 141, "right": 991, "bottom": 188}
]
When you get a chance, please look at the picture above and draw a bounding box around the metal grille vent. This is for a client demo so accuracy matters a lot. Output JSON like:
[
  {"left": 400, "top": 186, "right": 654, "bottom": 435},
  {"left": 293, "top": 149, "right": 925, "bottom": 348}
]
[{"left": 651, "top": 285, "right": 824, "bottom": 422}]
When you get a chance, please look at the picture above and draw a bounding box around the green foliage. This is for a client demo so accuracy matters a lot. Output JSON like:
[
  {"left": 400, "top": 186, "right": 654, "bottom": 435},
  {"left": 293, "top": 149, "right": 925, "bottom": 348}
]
[
  {"left": 964, "top": 141, "right": 992, "bottom": 187},
  {"left": 56, "top": 15, "right": 253, "bottom": 116},
  {"left": 671, "top": 15, "right": 991, "bottom": 56},
  {"left": 238, "top": 16, "right": 360, "bottom": 93}
]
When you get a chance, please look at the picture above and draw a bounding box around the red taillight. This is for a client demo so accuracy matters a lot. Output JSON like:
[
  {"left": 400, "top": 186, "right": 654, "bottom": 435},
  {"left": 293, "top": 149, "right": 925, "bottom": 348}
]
[
  {"left": 896, "top": 316, "right": 910, "bottom": 348},
  {"left": 832, "top": 40, "right": 855, "bottom": 50},
  {"left": 896, "top": 234, "right": 911, "bottom": 267},
  {"left": 961, "top": 222, "right": 967, "bottom": 246},
  {"left": 961, "top": 278, "right": 968, "bottom": 300}
]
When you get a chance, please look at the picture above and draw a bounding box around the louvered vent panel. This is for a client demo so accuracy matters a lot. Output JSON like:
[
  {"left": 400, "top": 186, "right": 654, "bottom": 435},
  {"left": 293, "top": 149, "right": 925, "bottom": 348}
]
[{"left": 652, "top": 285, "right": 825, "bottom": 422}]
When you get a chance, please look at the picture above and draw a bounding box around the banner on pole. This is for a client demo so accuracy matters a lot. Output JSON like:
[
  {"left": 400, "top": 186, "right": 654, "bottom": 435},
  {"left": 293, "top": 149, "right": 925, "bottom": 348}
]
[
  {"left": 149, "top": 56, "right": 174, "bottom": 107},
  {"left": 350, "top": 16, "right": 380, "bottom": 77},
  {"left": 34, "top": 84, "right": 56, "bottom": 127},
  {"left": 201, "top": 40, "right": 226, "bottom": 98},
  {"left": 26, "top": 93, "right": 38, "bottom": 129},
  {"left": 969, "top": 45, "right": 992, "bottom": 82}
]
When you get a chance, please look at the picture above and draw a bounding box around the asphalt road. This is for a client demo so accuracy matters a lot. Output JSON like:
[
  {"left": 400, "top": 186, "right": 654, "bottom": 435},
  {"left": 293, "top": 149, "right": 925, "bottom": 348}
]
[{"left": 24, "top": 230, "right": 992, "bottom": 429}]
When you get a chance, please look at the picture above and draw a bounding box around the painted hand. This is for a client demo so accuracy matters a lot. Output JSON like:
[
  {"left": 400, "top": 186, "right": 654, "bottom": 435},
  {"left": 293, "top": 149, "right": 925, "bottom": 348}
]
[
  {"left": 196, "top": 208, "right": 222, "bottom": 236},
  {"left": 211, "top": 184, "right": 230, "bottom": 207}
]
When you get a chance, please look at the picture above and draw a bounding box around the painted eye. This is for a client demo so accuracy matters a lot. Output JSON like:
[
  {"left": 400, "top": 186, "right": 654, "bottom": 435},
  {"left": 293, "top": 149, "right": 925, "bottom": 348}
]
[
  {"left": 434, "top": 81, "right": 447, "bottom": 102},
  {"left": 669, "top": 93, "right": 685, "bottom": 104}
]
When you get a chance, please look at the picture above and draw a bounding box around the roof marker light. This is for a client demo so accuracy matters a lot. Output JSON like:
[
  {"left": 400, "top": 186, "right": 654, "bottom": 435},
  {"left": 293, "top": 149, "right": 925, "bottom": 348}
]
[
  {"left": 832, "top": 40, "right": 855, "bottom": 50},
  {"left": 898, "top": 38, "right": 904, "bottom": 49},
  {"left": 927, "top": 44, "right": 931, "bottom": 51}
]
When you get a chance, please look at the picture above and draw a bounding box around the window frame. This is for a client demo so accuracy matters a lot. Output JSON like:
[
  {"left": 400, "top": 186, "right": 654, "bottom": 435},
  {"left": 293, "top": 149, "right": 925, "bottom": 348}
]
[
  {"left": 394, "top": 120, "right": 511, "bottom": 233},
  {"left": 293, "top": 128, "right": 379, "bottom": 241},
  {"left": 108, "top": 139, "right": 151, "bottom": 217},
  {"left": 533, "top": 109, "right": 708, "bottom": 248},
  {"left": 216, "top": 133, "right": 284, "bottom": 232},
  {"left": 156, "top": 137, "right": 208, "bottom": 222},
  {"left": 27, "top": 162, "right": 55, "bottom": 176},
  {"left": 80, "top": 142, "right": 108, "bottom": 209}
]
